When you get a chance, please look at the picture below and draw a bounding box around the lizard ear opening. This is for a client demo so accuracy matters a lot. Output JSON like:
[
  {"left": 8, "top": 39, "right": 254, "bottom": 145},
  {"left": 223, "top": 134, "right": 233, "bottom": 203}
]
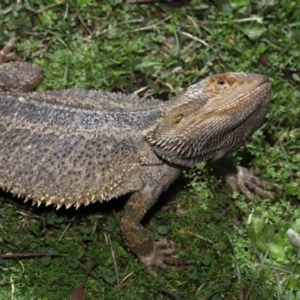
[
  {"left": 148, "top": 112, "right": 185, "bottom": 138},
  {"left": 172, "top": 113, "right": 184, "bottom": 125}
]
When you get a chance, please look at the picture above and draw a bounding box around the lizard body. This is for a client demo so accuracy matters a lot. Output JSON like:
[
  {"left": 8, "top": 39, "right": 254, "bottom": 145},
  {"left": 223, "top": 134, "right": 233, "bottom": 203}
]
[{"left": 0, "top": 39, "right": 276, "bottom": 275}]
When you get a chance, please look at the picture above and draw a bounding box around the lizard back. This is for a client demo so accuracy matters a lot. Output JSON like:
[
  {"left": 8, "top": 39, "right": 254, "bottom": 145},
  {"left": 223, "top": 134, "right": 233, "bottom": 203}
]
[{"left": 0, "top": 91, "right": 163, "bottom": 208}]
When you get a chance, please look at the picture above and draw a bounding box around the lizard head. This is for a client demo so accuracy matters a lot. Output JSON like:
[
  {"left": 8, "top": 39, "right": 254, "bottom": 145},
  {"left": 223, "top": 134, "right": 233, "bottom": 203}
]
[{"left": 146, "top": 72, "right": 271, "bottom": 167}]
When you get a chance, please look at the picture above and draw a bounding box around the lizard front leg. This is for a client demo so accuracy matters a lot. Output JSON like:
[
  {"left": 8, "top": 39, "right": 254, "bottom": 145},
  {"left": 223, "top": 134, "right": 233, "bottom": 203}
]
[
  {"left": 211, "top": 156, "right": 280, "bottom": 201},
  {"left": 120, "top": 166, "right": 185, "bottom": 276}
]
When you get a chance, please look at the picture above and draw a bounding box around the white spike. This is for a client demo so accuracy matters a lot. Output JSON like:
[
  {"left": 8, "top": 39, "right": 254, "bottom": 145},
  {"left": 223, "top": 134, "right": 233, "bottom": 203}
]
[
  {"left": 65, "top": 202, "right": 72, "bottom": 209},
  {"left": 45, "top": 200, "right": 52, "bottom": 207},
  {"left": 56, "top": 203, "right": 62, "bottom": 210},
  {"left": 161, "top": 140, "right": 169, "bottom": 147},
  {"left": 171, "top": 145, "right": 179, "bottom": 153},
  {"left": 75, "top": 202, "right": 81, "bottom": 210}
]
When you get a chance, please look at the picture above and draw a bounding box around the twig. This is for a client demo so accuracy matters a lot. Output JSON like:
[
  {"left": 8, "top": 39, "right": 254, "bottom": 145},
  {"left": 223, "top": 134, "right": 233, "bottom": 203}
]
[
  {"left": 119, "top": 271, "right": 134, "bottom": 285},
  {"left": 0, "top": 252, "right": 66, "bottom": 258},
  {"left": 179, "top": 31, "right": 209, "bottom": 47},
  {"left": 104, "top": 233, "right": 119, "bottom": 287}
]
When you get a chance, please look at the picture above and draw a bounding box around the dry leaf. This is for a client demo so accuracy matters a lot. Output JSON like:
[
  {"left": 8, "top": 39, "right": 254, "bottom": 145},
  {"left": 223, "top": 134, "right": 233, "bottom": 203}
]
[
  {"left": 70, "top": 261, "right": 97, "bottom": 300},
  {"left": 70, "top": 283, "right": 85, "bottom": 300}
]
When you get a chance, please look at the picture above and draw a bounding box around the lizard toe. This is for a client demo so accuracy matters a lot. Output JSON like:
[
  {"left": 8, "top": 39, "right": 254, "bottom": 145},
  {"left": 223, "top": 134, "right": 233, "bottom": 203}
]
[
  {"left": 138, "top": 241, "right": 190, "bottom": 276},
  {"left": 229, "top": 166, "right": 278, "bottom": 201}
]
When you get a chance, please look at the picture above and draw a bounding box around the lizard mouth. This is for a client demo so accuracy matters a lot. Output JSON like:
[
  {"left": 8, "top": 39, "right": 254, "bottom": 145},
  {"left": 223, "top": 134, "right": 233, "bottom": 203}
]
[{"left": 260, "top": 76, "right": 270, "bottom": 85}]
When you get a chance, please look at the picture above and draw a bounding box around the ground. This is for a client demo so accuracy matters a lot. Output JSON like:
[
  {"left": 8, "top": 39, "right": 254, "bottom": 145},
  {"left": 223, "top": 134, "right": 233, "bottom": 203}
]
[{"left": 0, "top": 0, "right": 300, "bottom": 299}]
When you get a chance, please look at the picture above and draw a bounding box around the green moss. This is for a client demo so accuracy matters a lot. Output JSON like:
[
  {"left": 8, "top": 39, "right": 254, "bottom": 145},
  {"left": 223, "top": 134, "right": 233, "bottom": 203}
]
[{"left": 0, "top": 0, "right": 300, "bottom": 298}]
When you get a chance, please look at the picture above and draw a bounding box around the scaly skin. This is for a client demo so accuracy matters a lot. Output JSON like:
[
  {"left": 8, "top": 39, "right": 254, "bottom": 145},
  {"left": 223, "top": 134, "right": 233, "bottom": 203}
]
[
  {"left": 0, "top": 38, "right": 43, "bottom": 92},
  {"left": 0, "top": 40, "right": 278, "bottom": 275}
]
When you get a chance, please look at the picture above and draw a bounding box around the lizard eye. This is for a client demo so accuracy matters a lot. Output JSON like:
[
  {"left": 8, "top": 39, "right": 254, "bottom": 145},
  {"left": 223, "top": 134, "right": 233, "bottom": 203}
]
[
  {"left": 217, "top": 79, "right": 225, "bottom": 85},
  {"left": 211, "top": 77, "right": 230, "bottom": 93}
]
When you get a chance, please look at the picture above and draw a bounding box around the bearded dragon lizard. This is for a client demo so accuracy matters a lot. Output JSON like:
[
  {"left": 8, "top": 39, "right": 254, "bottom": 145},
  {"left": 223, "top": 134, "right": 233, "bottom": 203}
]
[{"left": 0, "top": 38, "right": 277, "bottom": 275}]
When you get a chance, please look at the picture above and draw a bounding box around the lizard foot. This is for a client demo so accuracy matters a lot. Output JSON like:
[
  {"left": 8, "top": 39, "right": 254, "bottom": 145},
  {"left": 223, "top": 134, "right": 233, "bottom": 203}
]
[
  {"left": 138, "top": 239, "right": 190, "bottom": 276},
  {"left": 225, "top": 166, "right": 280, "bottom": 201}
]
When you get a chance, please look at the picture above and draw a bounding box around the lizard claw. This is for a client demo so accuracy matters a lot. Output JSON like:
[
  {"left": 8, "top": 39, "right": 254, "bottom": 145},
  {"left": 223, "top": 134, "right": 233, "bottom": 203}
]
[
  {"left": 138, "top": 240, "right": 190, "bottom": 276},
  {"left": 225, "top": 166, "right": 280, "bottom": 201}
]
